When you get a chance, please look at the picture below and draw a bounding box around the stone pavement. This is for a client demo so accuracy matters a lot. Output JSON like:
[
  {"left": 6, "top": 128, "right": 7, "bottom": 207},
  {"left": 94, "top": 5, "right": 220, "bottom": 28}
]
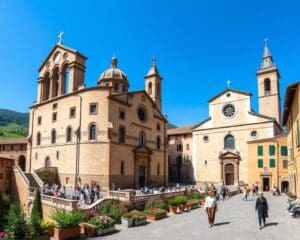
[{"left": 93, "top": 193, "right": 300, "bottom": 240}]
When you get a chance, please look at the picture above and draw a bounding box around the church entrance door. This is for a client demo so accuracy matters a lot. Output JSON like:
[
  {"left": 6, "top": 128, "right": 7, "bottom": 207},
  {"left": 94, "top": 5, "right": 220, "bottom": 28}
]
[
  {"left": 139, "top": 166, "right": 146, "bottom": 187},
  {"left": 225, "top": 163, "right": 234, "bottom": 185}
]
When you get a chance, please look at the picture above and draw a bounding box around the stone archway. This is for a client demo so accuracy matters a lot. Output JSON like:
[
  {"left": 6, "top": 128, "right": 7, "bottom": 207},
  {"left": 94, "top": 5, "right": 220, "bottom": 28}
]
[
  {"left": 18, "top": 155, "right": 26, "bottom": 171},
  {"left": 219, "top": 151, "right": 241, "bottom": 186}
]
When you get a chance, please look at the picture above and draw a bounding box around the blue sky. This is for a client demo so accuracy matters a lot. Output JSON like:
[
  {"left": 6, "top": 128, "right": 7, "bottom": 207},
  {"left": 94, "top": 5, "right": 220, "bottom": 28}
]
[{"left": 0, "top": 0, "right": 300, "bottom": 126}]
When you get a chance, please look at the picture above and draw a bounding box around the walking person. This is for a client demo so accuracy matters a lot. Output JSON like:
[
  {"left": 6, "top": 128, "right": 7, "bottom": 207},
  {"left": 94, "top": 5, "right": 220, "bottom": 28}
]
[
  {"left": 220, "top": 185, "right": 225, "bottom": 201},
  {"left": 255, "top": 192, "right": 269, "bottom": 230},
  {"left": 204, "top": 190, "right": 217, "bottom": 228}
]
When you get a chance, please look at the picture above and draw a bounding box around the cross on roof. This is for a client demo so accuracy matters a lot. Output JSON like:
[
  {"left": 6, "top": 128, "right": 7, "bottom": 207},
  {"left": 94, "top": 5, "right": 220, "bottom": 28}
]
[
  {"left": 226, "top": 80, "right": 231, "bottom": 88},
  {"left": 264, "top": 37, "right": 268, "bottom": 46},
  {"left": 152, "top": 56, "right": 156, "bottom": 67},
  {"left": 58, "top": 31, "right": 64, "bottom": 45}
]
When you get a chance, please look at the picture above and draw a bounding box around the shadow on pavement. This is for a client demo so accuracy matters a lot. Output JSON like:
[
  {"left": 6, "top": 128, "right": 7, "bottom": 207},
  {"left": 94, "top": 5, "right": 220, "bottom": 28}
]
[
  {"left": 214, "top": 221, "right": 230, "bottom": 226},
  {"left": 265, "top": 222, "right": 279, "bottom": 227}
]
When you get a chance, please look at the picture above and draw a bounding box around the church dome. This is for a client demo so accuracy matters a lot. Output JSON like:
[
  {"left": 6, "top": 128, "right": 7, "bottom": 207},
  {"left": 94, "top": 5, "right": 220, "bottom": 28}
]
[{"left": 98, "top": 56, "right": 128, "bottom": 83}]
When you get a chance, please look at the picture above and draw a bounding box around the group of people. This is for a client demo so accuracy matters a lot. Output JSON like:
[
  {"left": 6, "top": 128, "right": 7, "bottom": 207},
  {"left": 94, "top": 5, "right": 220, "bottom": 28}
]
[
  {"left": 43, "top": 182, "right": 102, "bottom": 205},
  {"left": 203, "top": 183, "right": 269, "bottom": 230},
  {"left": 287, "top": 197, "right": 300, "bottom": 217},
  {"left": 241, "top": 184, "right": 259, "bottom": 201},
  {"left": 220, "top": 185, "right": 231, "bottom": 201}
]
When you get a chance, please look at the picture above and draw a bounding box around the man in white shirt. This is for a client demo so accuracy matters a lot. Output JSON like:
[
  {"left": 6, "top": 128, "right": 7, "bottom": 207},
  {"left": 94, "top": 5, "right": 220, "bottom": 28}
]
[{"left": 204, "top": 190, "right": 217, "bottom": 228}]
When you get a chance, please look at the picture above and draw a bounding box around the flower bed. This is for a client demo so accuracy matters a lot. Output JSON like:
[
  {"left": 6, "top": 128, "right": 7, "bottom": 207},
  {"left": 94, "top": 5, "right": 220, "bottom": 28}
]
[
  {"left": 144, "top": 208, "right": 167, "bottom": 221},
  {"left": 121, "top": 210, "right": 147, "bottom": 227},
  {"left": 89, "top": 215, "right": 116, "bottom": 236}
]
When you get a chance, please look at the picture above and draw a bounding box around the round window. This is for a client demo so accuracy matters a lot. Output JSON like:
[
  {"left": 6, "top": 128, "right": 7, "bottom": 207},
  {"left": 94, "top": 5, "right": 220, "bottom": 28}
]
[
  {"left": 203, "top": 135, "right": 209, "bottom": 142},
  {"left": 226, "top": 93, "right": 231, "bottom": 97},
  {"left": 222, "top": 104, "right": 235, "bottom": 118},
  {"left": 137, "top": 107, "right": 147, "bottom": 122},
  {"left": 250, "top": 130, "right": 258, "bottom": 138}
]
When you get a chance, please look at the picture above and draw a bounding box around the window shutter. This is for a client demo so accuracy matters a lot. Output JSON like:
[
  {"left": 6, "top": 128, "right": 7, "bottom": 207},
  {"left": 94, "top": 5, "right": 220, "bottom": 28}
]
[
  {"left": 258, "top": 159, "right": 263, "bottom": 168},
  {"left": 257, "top": 146, "right": 263, "bottom": 156},
  {"left": 269, "top": 159, "right": 276, "bottom": 168},
  {"left": 281, "top": 146, "right": 288, "bottom": 156},
  {"left": 269, "top": 145, "right": 275, "bottom": 156}
]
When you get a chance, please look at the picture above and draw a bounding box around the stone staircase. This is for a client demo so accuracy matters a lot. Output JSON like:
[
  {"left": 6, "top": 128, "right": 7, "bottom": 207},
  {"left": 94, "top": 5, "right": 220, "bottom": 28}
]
[{"left": 25, "top": 173, "right": 40, "bottom": 188}]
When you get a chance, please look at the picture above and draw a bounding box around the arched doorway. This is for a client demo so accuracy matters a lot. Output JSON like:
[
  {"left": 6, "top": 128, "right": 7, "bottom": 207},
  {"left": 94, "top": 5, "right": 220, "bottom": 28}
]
[
  {"left": 18, "top": 155, "right": 26, "bottom": 171},
  {"left": 281, "top": 181, "right": 289, "bottom": 193},
  {"left": 225, "top": 163, "right": 234, "bottom": 185},
  {"left": 45, "top": 157, "right": 51, "bottom": 168}
]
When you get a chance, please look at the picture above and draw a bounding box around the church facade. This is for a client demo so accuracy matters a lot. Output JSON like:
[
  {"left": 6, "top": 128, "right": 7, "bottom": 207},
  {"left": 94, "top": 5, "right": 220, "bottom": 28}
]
[
  {"left": 192, "top": 43, "right": 282, "bottom": 186},
  {"left": 26, "top": 42, "right": 168, "bottom": 190}
]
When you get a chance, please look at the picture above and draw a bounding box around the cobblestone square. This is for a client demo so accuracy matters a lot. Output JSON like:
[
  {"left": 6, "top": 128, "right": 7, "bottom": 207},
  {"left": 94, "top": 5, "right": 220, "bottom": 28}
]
[{"left": 95, "top": 193, "right": 299, "bottom": 240}]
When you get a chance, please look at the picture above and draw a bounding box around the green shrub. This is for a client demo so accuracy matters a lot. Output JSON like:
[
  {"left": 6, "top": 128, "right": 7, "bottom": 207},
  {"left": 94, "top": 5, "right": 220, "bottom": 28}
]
[
  {"left": 0, "top": 194, "right": 10, "bottom": 230},
  {"left": 31, "top": 188, "right": 43, "bottom": 233},
  {"left": 167, "top": 198, "right": 179, "bottom": 206},
  {"left": 192, "top": 192, "right": 201, "bottom": 199},
  {"left": 98, "top": 200, "right": 128, "bottom": 223},
  {"left": 145, "top": 199, "right": 167, "bottom": 211},
  {"left": 5, "top": 203, "right": 28, "bottom": 239},
  {"left": 186, "top": 199, "right": 199, "bottom": 206},
  {"left": 50, "top": 209, "right": 84, "bottom": 229},
  {"left": 175, "top": 195, "right": 188, "bottom": 205}
]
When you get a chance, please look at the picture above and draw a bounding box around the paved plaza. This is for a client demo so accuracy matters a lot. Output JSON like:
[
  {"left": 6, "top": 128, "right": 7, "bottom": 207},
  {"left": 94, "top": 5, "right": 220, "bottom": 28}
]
[{"left": 94, "top": 193, "right": 299, "bottom": 240}]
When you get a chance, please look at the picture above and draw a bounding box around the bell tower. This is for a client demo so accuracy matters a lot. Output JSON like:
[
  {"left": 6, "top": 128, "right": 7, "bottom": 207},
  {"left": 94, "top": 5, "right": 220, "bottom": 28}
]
[
  {"left": 145, "top": 57, "right": 163, "bottom": 112},
  {"left": 256, "top": 39, "right": 281, "bottom": 124}
]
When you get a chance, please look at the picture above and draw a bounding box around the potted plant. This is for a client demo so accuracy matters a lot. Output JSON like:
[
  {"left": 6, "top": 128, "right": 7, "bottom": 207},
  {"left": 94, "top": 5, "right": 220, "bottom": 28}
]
[
  {"left": 89, "top": 215, "right": 115, "bottom": 236},
  {"left": 167, "top": 198, "right": 179, "bottom": 214},
  {"left": 186, "top": 199, "right": 199, "bottom": 209},
  {"left": 51, "top": 209, "right": 84, "bottom": 240},
  {"left": 121, "top": 212, "right": 134, "bottom": 228},
  {"left": 176, "top": 195, "right": 188, "bottom": 212},
  {"left": 131, "top": 210, "right": 147, "bottom": 226},
  {"left": 40, "top": 221, "right": 56, "bottom": 237},
  {"left": 193, "top": 192, "right": 206, "bottom": 205},
  {"left": 144, "top": 208, "right": 167, "bottom": 221}
]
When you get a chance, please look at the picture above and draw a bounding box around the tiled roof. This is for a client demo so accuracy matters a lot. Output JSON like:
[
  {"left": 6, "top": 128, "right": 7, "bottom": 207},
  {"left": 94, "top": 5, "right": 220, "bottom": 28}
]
[
  {"left": 0, "top": 138, "right": 27, "bottom": 144},
  {"left": 167, "top": 125, "right": 193, "bottom": 135}
]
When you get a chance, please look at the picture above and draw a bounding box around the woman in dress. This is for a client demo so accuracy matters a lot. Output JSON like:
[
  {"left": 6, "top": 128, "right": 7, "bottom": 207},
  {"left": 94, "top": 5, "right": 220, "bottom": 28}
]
[{"left": 255, "top": 191, "right": 269, "bottom": 229}]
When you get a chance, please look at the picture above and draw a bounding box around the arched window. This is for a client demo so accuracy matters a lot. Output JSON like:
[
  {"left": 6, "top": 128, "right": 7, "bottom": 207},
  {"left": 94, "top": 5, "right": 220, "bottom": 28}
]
[
  {"left": 264, "top": 78, "right": 271, "bottom": 94},
  {"left": 139, "top": 131, "right": 146, "bottom": 145},
  {"left": 224, "top": 134, "right": 235, "bottom": 149},
  {"left": 52, "top": 67, "right": 59, "bottom": 98},
  {"left": 156, "top": 136, "right": 161, "bottom": 150},
  {"left": 66, "top": 126, "right": 72, "bottom": 142},
  {"left": 148, "top": 82, "right": 152, "bottom": 95},
  {"left": 51, "top": 129, "right": 56, "bottom": 144},
  {"left": 119, "top": 126, "right": 126, "bottom": 144},
  {"left": 89, "top": 123, "right": 96, "bottom": 140},
  {"left": 42, "top": 72, "right": 50, "bottom": 101},
  {"left": 62, "top": 65, "right": 70, "bottom": 94},
  {"left": 37, "top": 132, "right": 41, "bottom": 146},
  {"left": 122, "top": 85, "right": 126, "bottom": 92}
]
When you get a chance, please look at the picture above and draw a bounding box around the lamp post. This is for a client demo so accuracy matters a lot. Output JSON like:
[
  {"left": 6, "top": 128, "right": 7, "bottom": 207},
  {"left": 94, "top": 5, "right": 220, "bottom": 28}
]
[{"left": 74, "top": 94, "right": 82, "bottom": 187}]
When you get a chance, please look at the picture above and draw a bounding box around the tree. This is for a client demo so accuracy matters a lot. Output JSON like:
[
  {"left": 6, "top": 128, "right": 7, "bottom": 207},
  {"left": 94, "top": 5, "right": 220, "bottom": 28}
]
[
  {"left": 5, "top": 203, "right": 28, "bottom": 239},
  {"left": 31, "top": 188, "right": 43, "bottom": 233},
  {"left": 0, "top": 193, "right": 10, "bottom": 230}
]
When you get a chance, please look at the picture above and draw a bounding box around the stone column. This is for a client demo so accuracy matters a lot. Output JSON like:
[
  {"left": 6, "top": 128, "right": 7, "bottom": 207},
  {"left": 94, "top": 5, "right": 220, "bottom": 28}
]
[
  {"left": 49, "top": 76, "right": 54, "bottom": 99},
  {"left": 147, "top": 157, "right": 151, "bottom": 185},
  {"left": 133, "top": 156, "right": 137, "bottom": 187},
  {"left": 58, "top": 71, "right": 64, "bottom": 96},
  {"left": 220, "top": 160, "right": 224, "bottom": 183}
]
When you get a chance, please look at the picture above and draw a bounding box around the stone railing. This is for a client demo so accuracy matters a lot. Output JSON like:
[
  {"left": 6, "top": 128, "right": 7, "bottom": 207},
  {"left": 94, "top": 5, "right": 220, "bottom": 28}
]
[
  {"left": 32, "top": 170, "right": 44, "bottom": 188},
  {"left": 108, "top": 189, "right": 187, "bottom": 204},
  {"left": 28, "top": 192, "right": 79, "bottom": 212},
  {"left": 13, "top": 166, "right": 29, "bottom": 185}
]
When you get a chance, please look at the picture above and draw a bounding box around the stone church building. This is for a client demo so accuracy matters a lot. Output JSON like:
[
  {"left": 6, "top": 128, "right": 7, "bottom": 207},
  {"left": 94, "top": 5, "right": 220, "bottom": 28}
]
[
  {"left": 192, "top": 42, "right": 282, "bottom": 186},
  {"left": 26, "top": 41, "right": 168, "bottom": 190}
]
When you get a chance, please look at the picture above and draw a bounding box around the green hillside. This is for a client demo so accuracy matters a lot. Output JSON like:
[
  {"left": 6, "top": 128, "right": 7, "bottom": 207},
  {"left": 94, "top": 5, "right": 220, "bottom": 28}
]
[{"left": 0, "top": 109, "right": 29, "bottom": 140}]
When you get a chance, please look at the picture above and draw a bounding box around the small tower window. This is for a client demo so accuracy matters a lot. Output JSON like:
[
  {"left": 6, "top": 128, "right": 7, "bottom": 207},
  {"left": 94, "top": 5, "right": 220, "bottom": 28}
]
[
  {"left": 51, "top": 129, "right": 57, "bottom": 144},
  {"left": 148, "top": 82, "right": 152, "bottom": 95},
  {"left": 66, "top": 126, "right": 72, "bottom": 142},
  {"left": 139, "top": 131, "right": 146, "bottom": 145},
  {"left": 114, "top": 83, "right": 119, "bottom": 91},
  {"left": 264, "top": 78, "right": 271, "bottom": 95},
  {"left": 156, "top": 136, "right": 161, "bottom": 150},
  {"left": 119, "top": 126, "right": 126, "bottom": 144},
  {"left": 37, "top": 132, "right": 41, "bottom": 146}
]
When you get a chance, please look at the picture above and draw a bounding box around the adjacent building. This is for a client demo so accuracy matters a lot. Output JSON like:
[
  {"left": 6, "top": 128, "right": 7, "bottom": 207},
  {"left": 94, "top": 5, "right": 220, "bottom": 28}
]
[
  {"left": 247, "top": 134, "right": 288, "bottom": 191},
  {"left": 282, "top": 81, "right": 300, "bottom": 197},
  {"left": 27, "top": 42, "right": 168, "bottom": 190},
  {"left": 0, "top": 157, "right": 13, "bottom": 193},
  {"left": 0, "top": 138, "right": 27, "bottom": 171},
  {"left": 192, "top": 42, "right": 282, "bottom": 186},
  {"left": 167, "top": 126, "right": 194, "bottom": 183}
]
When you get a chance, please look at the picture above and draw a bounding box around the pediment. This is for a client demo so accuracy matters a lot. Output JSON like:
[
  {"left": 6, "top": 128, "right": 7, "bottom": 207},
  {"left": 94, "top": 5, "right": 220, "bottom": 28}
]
[
  {"left": 219, "top": 151, "right": 240, "bottom": 159},
  {"left": 133, "top": 145, "right": 153, "bottom": 154}
]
